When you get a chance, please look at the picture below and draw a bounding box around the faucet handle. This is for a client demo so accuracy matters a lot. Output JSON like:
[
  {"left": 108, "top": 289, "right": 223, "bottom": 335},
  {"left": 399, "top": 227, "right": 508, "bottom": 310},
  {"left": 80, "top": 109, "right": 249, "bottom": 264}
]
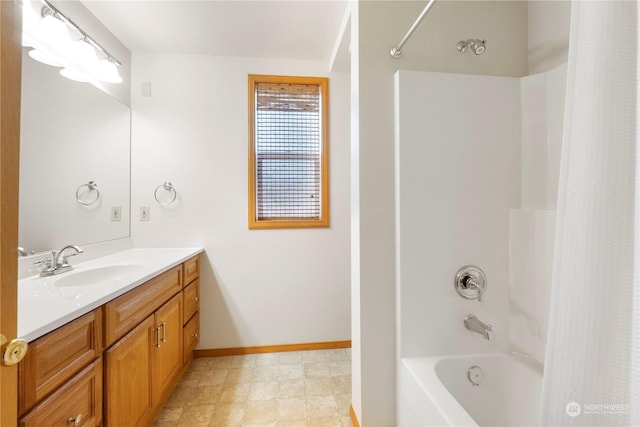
[{"left": 61, "top": 251, "right": 80, "bottom": 265}]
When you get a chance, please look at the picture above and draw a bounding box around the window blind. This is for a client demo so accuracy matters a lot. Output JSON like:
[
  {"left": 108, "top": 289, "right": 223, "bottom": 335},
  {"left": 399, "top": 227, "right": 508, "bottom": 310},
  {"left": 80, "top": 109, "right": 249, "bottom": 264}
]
[{"left": 254, "top": 81, "right": 323, "bottom": 220}]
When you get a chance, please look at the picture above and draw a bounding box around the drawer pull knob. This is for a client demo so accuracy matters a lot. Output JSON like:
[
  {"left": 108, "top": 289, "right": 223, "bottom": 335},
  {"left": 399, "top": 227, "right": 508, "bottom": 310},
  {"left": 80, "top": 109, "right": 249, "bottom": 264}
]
[
  {"left": 68, "top": 414, "right": 83, "bottom": 426},
  {"left": 193, "top": 297, "right": 199, "bottom": 302},
  {"left": 191, "top": 333, "right": 198, "bottom": 338}
]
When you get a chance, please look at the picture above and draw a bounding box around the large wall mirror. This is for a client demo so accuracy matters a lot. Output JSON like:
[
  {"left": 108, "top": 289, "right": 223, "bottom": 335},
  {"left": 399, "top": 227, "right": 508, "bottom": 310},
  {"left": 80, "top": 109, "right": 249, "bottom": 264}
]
[{"left": 19, "top": 48, "right": 131, "bottom": 254}]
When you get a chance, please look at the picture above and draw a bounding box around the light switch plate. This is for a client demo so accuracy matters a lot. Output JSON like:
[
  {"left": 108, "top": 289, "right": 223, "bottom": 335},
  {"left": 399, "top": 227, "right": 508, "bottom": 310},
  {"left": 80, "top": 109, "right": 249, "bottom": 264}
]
[
  {"left": 140, "top": 206, "right": 150, "bottom": 221},
  {"left": 111, "top": 206, "right": 121, "bottom": 222}
]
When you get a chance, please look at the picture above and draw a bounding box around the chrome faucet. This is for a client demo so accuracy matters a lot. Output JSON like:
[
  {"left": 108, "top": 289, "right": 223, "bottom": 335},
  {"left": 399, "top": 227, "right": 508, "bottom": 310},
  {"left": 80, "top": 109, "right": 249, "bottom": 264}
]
[
  {"left": 464, "top": 314, "right": 492, "bottom": 340},
  {"left": 38, "top": 245, "right": 84, "bottom": 277}
]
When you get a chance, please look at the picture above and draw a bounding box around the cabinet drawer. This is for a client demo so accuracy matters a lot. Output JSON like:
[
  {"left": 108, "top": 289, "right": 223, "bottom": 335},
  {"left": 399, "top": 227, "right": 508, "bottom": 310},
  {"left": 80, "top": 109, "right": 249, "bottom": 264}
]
[
  {"left": 183, "top": 279, "right": 199, "bottom": 324},
  {"left": 19, "top": 309, "right": 102, "bottom": 415},
  {"left": 183, "top": 314, "right": 199, "bottom": 362},
  {"left": 19, "top": 357, "right": 103, "bottom": 427},
  {"left": 104, "top": 265, "right": 182, "bottom": 347},
  {"left": 183, "top": 256, "right": 199, "bottom": 287}
]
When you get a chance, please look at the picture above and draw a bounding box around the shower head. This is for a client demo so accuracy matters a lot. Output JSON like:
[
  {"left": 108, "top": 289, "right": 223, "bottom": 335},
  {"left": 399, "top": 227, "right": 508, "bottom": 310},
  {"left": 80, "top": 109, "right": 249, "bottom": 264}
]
[{"left": 457, "top": 39, "right": 486, "bottom": 55}]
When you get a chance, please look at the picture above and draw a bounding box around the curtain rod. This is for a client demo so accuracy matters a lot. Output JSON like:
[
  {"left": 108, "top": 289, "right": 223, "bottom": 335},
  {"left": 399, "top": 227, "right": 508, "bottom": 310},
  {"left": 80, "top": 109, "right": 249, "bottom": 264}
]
[{"left": 390, "top": 0, "right": 437, "bottom": 59}]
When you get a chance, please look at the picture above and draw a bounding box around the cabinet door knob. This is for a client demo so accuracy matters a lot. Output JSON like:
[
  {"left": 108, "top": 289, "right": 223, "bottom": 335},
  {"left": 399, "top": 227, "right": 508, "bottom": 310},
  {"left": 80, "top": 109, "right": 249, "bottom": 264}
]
[
  {"left": 193, "top": 297, "right": 199, "bottom": 302},
  {"left": 67, "top": 413, "right": 83, "bottom": 426},
  {"left": 0, "top": 334, "right": 28, "bottom": 366}
]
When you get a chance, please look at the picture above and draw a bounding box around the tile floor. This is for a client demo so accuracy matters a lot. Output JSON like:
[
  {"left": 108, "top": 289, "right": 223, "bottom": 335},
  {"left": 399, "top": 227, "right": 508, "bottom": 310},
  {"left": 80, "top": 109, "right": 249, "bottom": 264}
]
[{"left": 153, "top": 349, "right": 353, "bottom": 427}]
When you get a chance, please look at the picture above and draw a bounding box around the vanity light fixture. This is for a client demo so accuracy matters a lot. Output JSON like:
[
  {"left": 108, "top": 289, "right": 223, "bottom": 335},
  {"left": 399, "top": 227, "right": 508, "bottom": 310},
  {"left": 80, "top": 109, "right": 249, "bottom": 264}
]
[{"left": 21, "top": 0, "right": 123, "bottom": 84}]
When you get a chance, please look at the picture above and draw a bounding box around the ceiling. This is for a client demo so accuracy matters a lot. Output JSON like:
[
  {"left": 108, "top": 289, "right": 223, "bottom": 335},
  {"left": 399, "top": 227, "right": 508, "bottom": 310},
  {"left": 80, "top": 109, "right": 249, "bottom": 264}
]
[{"left": 82, "top": 0, "right": 349, "bottom": 62}]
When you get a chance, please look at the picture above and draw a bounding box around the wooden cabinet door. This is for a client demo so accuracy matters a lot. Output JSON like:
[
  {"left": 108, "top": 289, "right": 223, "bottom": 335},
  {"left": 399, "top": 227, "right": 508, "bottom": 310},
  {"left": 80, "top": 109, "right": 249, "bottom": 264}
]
[
  {"left": 182, "top": 279, "right": 199, "bottom": 325},
  {"left": 151, "top": 293, "right": 183, "bottom": 407},
  {"left": 19, "top": 358, "right": 102, "bottom": 427},
  {"left": 105, "top": 315, "right": 154, "bottom": 427}
]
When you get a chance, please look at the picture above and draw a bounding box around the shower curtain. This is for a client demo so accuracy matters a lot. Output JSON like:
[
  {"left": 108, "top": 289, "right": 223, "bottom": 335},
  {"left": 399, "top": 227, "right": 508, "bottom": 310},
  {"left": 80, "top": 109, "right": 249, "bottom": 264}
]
[{"left": 540, "top": 1, "right": 639, "bottom": 426}]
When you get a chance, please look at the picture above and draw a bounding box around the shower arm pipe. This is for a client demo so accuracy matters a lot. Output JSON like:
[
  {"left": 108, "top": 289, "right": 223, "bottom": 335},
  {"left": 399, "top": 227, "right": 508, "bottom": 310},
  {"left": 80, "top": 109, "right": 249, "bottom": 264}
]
[{"left": 390, "top": 0, "right": 437, "bottom": 59}]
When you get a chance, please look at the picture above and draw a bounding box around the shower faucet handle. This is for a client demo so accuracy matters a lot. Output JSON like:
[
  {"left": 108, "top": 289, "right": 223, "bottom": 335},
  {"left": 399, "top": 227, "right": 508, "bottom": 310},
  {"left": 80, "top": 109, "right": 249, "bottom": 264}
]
[{"left": 455, "top": 265, "right": 487, "bottom": 302}]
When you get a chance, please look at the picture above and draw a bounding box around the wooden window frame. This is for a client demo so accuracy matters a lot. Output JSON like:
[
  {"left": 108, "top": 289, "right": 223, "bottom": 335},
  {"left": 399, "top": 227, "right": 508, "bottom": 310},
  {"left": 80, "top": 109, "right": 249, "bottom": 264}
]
[{"left": 248, "top": 74, "right": 329, "bottom": 229}]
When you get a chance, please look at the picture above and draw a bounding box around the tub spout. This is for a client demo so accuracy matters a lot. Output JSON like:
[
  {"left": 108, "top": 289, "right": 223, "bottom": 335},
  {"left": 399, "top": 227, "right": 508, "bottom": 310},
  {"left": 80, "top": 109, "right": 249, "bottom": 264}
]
[{"left": 464, "top": 314, "right": 492, "bottom": 340}]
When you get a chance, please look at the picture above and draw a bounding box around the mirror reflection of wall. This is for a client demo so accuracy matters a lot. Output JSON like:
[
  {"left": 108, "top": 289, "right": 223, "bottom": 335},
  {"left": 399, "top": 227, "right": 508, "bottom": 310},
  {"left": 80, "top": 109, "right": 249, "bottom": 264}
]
[{"left": 19, "top": 48, "right": 131, "bottom": 254}]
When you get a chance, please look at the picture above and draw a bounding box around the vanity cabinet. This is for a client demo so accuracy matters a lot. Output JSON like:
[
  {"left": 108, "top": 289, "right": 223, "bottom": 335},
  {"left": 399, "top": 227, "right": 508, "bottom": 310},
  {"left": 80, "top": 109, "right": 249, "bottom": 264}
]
[{"left": 18, "top": 254, "right": 201, "bottom": 427}]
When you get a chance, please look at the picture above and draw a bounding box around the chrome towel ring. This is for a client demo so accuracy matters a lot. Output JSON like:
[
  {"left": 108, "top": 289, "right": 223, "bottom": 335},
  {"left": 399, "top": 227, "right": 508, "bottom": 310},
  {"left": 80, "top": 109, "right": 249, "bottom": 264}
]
[
  {"left": 154, "top": 181, "right": 177, "bottom": 206},
  {"left": 76, "top": 181, "right": 100, "bottom": 206}
]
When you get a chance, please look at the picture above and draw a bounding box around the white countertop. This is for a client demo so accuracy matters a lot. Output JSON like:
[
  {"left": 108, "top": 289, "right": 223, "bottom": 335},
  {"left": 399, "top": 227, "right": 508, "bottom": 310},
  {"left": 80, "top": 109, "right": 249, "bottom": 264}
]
[{"left": 18, "top": 247, "right": 203, "bottom": 342}]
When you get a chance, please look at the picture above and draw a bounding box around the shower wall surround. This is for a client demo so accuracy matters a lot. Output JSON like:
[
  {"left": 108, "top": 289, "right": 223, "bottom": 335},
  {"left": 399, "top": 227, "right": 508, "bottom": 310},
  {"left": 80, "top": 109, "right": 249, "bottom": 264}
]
[
  {"left": 395, "top": 63, "right": 567, "bottom": 362},
  {"left": 395, "top": 70, "right": 521, "bottom": 357},
  {"left": 510, "top": 64, "right": 567, "bottom": 366}
]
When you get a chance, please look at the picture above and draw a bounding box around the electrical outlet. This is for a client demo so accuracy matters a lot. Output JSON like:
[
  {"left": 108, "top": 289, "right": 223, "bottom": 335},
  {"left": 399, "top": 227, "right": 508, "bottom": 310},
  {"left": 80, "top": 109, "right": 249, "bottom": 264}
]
[
  {"left": 111, "top": 206, "right": 121, "bottom": 222},
  {"left": 140, "top": 206, "right": 150, "bottom": 221}
]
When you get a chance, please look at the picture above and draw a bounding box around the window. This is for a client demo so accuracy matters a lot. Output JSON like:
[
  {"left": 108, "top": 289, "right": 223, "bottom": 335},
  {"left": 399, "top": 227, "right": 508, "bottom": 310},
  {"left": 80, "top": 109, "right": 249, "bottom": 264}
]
[{"left": 248, "top": 75, "right": 329, "bottom": 229}]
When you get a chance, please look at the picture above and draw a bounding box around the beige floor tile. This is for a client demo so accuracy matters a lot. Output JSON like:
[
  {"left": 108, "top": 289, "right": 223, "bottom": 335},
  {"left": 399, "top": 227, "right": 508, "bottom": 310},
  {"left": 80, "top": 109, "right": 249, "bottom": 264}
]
[
  {"left": 305, "top": 377, "right": 333, "bottom": 397},
  {"left": 225, "top": 367, "right": 255, "bottom": 384},
  {"left": 330, "top": 376, "right": 351, "bottom": 394},
  {"left": 155, "top": 406, "right": 184, "bottom": 424},
  {"left": 192, "top": 356, "right": 234, "bottom": 370},
  {"left": 329, "top": 361, "right": 351, "bottom": 377},
  {"left": 248, "top": 380, "right": 279, "bottom": 401},
  {"left": 279, "top": 378, "right": 306, "bottom": 399},
  {"left": 307, "top": 395, "right": 337, "bottom": 418},
  {"left": 279, "top": 364, "right": 304, "bottom": 380},
  {"left": 219, "top": 383, "right": 251, "bottom": 403},
  {"left": 199, "top": 369, "right": 229, "bottom": 386},
  {"left": 278, "top": 351, "right": 303, "bottom": 365},
  {"left": 157, "top": 349, "right": 351, "bottom": 427},
  {"left": 211, "top": 402, "right": 245, "bottom": 426},
  {"left": 177, "top": 404, "right": 215, "bottom": 425},
  {"left": 275, "top": 420, "right": 310, "bottom": 427},
  {"left": 304, "top": 362, "right": 331, "bottom": 378},
  {"left": 188, "top": 385, "right": 223, "bottom": 406},
  {"left": 277, "top": 398, "right": 307, "bottom": 421},
  {"left": 164, "top": 384, "right": 198, "bottom": 408},
  {"left": 255, "top": 353, "right": 279, "bottom": 367},
  {"left": 231, "top": 354, "right": 257, "bottom": 368},
  {"left": 254, "top": 366, "right": 279, "bottom": 381},
  {"left": 244, "top": 399, "right": 277, "bottom": 424},
  {"left": 307, "top": 414, "right": 343, "bottom": 427},
  {"left": 303, "top": 349, "right": 349, "bottom": 363}
]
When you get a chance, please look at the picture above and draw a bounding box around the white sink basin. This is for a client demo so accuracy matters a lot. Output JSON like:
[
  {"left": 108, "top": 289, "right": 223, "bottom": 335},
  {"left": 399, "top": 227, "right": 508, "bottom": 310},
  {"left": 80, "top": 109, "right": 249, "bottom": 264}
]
[{"left": 54, "top": 265, "right": 145, "bottom": 287}]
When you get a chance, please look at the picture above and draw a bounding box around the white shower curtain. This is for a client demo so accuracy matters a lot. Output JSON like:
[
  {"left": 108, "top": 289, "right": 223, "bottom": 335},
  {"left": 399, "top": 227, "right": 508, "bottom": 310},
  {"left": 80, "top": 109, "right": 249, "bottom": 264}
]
[
  {"left": 540, "top": 1, "right": 640, "bottom": 427},
  {"left": 540, "top": 1, "right": 639, "bottom": 426}
]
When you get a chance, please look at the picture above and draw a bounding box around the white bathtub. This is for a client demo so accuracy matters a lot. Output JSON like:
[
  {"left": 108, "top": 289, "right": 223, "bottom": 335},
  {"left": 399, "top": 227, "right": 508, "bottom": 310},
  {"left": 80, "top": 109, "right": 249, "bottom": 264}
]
[{"left": 398, "top": 353, "right": 542, "bottom": 426}]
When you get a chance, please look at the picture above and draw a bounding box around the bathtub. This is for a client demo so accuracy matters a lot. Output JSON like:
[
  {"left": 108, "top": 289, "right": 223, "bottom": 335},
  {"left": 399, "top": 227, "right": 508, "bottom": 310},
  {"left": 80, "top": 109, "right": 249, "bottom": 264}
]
[{"left": 398, "top": 353, "right": 543, "bottom": 426}]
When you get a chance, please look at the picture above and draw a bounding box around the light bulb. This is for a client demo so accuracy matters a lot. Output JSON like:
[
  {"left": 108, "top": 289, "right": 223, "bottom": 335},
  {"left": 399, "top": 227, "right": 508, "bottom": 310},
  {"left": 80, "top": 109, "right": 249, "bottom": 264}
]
[
  {"left": 60, "top": 67, "right": 89, "bottom": 82},
  {"left": 95, "top": 59, "right": 123, "bottom": 84},
  {"left": 68, "top": 39, "right": 97, "bottom": 64},
  {"left": 28, "top": 48, "right": 61, "bottom": 67},
  {"left": 37, "top": 15, "right": 71, "bottom": 49}
]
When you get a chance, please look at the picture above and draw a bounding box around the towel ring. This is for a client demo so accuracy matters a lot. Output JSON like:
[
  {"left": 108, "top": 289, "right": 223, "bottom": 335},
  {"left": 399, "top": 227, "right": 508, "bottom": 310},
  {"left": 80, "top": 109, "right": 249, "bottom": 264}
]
[
  {"left": 154, "top": 181, "right": 177, "bottom": 206},
  {"left": 76, "top": 181, "right": 100, "bottom": 206}
]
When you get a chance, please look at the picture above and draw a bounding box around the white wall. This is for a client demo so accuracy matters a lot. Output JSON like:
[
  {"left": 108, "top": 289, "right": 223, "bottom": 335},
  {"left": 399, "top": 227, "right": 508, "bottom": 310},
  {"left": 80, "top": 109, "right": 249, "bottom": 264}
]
[
  {"left": 528, "top": 1, "right": 571, "bottom": 74},
  {"left": 351, "top": 1, "right": 528, "bottom": 425},
  {"left": 130, "top": 54, "right": 350, "bottom": 349},
  {"left": 395, "top": 70, "right": 521, "bottom": 358}
]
